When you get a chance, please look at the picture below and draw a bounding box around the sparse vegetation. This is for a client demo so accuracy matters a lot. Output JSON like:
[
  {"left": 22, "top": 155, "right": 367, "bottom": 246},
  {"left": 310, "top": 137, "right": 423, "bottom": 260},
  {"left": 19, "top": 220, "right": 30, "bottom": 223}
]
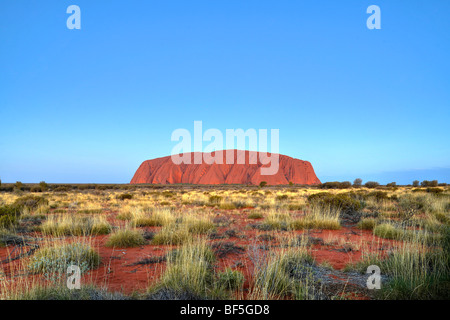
[{"left": 0, "top": 184, "right": 448, "bottom": 300}]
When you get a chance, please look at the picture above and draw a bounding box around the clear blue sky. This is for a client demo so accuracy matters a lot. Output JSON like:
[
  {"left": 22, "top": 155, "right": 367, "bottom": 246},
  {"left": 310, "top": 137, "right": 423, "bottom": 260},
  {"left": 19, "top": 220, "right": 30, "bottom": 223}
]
[{"left": 1, "top": 0, "right": 449, "bottom": 184}]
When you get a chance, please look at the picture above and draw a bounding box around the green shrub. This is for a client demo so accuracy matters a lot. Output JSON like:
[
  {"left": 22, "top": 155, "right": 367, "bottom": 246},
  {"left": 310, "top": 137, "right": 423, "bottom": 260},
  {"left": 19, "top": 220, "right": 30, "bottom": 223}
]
[
  {"left": 0, "top": 205, "right": 19, "bottom": 228},
  {"left": 421, "top": 180, "right": 438, "bottom": 187},
  {"left": 307, "top": 193, "right": 361, "bottom": 213},
  {"left": 28, "top": 243, "right": 100, "bottom": 274},
  {"left": 117, "top": 193, "right": 133, "bottom": 200},
  {"left": 13, "top": 195, "right": 48, "bottom": 210},
  {"left": 319, "top": 181, "right": 352, "bottom": 189},
  {"left": 364, "top": 181, "right": 380, "bottom": 188},
  {"left": 367, "top": 191, "right": 390, "bottom": 201}
]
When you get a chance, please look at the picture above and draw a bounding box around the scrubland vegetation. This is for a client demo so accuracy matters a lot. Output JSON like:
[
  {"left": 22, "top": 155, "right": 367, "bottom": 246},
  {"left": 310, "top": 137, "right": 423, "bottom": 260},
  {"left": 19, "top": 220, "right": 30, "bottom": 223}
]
[{"left": 0, "top": 181, "right": 448, "bottom": 300}]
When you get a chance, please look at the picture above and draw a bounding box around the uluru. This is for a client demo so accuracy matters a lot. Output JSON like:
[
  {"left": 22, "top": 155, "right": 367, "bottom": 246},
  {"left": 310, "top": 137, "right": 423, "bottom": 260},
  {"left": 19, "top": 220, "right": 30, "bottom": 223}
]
[{"left": 130, "top": 150, "right": 321, "bottom": 185}]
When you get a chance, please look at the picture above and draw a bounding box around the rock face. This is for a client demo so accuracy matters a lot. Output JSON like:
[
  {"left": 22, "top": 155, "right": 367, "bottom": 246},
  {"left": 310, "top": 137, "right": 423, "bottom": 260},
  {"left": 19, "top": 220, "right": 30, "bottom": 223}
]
[{"left": 130, "top": 150, "right": 321, "bottom": 185}]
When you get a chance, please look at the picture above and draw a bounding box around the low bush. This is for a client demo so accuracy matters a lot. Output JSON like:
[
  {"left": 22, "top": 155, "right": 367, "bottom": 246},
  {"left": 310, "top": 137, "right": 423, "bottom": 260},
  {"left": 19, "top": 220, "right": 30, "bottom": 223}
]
[
  {"left": 28, "top": 243, "right": 100, "bottom": 274},
  {"left": 307, "top": 193, "right": 361, "bottom": 213}
]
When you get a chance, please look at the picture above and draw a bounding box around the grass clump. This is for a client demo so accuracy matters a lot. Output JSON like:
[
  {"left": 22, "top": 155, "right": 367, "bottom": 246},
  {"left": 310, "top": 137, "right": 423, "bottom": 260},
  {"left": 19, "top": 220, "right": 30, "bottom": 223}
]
[
  {"left": 348, "top": 228, "right": 449, "bottom": 299},
  {"left": 8, "top": 284, "right": 127, "bottom": 300},
  {"left": 358, "top": 218, "right": 377, "bottom": 230},
  {"left": 40, "top": 215, "right": 112, "bottom": 236},
  {"left": 217, "top": 268, "right": 245, "bottom": 290},
  {"left": 152, "top": 224, "right": 191, "bottom": 245},
  {"left": 290, "top": 205, "right": 341, "bottom": 230},
  {"left": 248, "top": 212, "right": 264, "bottom": 219},
  {"left": 106, "top": 228, "right": 146, "bottom": 248},
  {"left": 148, "top": 239, "right": 221, "bottom": 299},
  {"left": 28, "top": 243, "right": 100, "bottom": 274},
  {"left": 249, "top": 246, "right": 316, "bottom": 299}
]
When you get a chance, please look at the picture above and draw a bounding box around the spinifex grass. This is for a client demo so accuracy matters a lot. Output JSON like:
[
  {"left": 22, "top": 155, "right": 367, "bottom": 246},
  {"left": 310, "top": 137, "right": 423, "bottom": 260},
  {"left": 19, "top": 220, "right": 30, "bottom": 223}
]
[
  {"left": 290, "top": 204, "right": 341, "bottom": 230},
  {"left": 40, "top": 214, "right": 111, "bottom": 236},
  {"left": 105, "top": 227, "right": 146, "bottom": 248}
]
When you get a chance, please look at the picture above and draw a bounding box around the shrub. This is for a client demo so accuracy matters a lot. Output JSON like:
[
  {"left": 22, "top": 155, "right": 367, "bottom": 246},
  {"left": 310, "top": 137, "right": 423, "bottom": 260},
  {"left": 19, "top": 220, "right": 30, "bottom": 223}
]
[
  {"left": 39, "top": 181, "right": 48, "bottom": 192},
  {"left": 426, "top": 188, "right": 443, "bottom": 194},
  {"left": 208, "top": 195, "right": 223, "bottom": 205},
  {"left": 259, "top": 181, "right": 267, "bottom": 188},
  {"left": 413, "top": 180, "right": 420, "bottom": 187},
  {"left": 307, "top": 193, "right": 361, "bottom": 213},
  {"left": 421, "top": 180, "right": 438, "bottom": 187},
  {"left": 353, "top": 178, "right": 362, "bottom": 187},
  {"left": 319, "top": 181, "right": 351, "bottom": 189},
  {"left": 367, "top": 191, "right": 390, "bottom": 201},
  {"left": 0, "top": 205, "right": 19, "bottom": 228},
  {"left": 117, "top": 193, "right": 133, "bottom": 200},
  {"left": 106, "top": 228, "right": 146, "bottom": 248},
  {"left": 13, "top": 195, "right": 48, "bottom": 211},
  {"left": 15, "top": 181, "right": 24, "bottom": 190},
  {"left": 386, "top": 182, "right": 397, "bottom": 187},
  {"left": 28, "top": 243, "right": 100, "bottom": 274},
  {"left": 276, "top": 194, "right": 289, "bottom": 201},
  {"left": 364, "top": 181, "right": 380, "bottom": 188}
]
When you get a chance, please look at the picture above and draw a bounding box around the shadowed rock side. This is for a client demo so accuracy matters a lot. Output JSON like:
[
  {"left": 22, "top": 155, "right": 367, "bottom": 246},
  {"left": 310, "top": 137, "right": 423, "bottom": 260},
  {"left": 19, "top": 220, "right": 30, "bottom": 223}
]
[{"left": 130, "top": 150, "right": 321, "bottom": 185}]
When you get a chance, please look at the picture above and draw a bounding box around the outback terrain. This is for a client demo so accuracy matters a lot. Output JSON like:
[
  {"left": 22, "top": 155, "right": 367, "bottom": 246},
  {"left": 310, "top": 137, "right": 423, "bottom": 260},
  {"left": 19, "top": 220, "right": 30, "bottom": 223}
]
[{"left": 0, "top": 182, "right": 449, "bottom": 300}]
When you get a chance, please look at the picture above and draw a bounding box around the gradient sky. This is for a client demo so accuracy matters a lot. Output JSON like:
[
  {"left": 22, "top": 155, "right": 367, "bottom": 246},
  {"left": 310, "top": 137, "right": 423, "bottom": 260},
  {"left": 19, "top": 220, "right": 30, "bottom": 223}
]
[{"left": 1, "top": 0, "right": 449, "bottom": 184}]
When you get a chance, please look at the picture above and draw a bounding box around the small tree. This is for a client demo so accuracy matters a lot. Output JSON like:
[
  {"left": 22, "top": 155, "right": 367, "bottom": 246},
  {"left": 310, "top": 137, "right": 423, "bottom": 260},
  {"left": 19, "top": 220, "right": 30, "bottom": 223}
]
[
  {"left": 39, "top": 181, "right": 48, "bottom": 191},
  {"left": 386, "top": 182, "right": 396, "bottom": 187},
  {"left": 421, "top": 180, "right": 438, "bottom": 187},
  {"left": 364, "top": 181, "right": 380, "bottom": 188},
  {"left": 15, "top": 181, "right": 23, "bottom": 190},
  {"left": 353, "top": 178, "right": 362, "bottom": 187},
  {"left": 259, "top": 181, "right": 267, "bottom": 188},
  {"left": 412, "top": 180, "right": 419, "bottom": 187}
]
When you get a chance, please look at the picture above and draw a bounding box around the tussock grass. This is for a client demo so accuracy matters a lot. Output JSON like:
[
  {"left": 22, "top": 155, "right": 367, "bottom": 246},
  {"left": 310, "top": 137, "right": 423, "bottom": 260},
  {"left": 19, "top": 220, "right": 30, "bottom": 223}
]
[
  {"left": 358, "top": 218, "right": 377, "bottom": 230},
  {"left": 40, "top": 214, "right": 111, "bottom": 236},
  {"left": 152, "top": 224, "right": 192, "bottom": 245},
  {"left": 248, "top": 236, "right": 317, "bottom": 300},
  {"left": 373, "top": 223, "right": 439, "bottom": 244},
  {"left": 106, "top": 228, "right": 146, "bottom": 248},
  {"left": 217, "top": 268, "right": 245, "bottom": 290},
  {"left": 290, "top": 205, "right": 341, "bottom": 230},
  {"left": 149, "top": 238, "right": 221, "bottom": 299},
  {"left": 151, "top": 213, "right": 214, "bottom": 245}
]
